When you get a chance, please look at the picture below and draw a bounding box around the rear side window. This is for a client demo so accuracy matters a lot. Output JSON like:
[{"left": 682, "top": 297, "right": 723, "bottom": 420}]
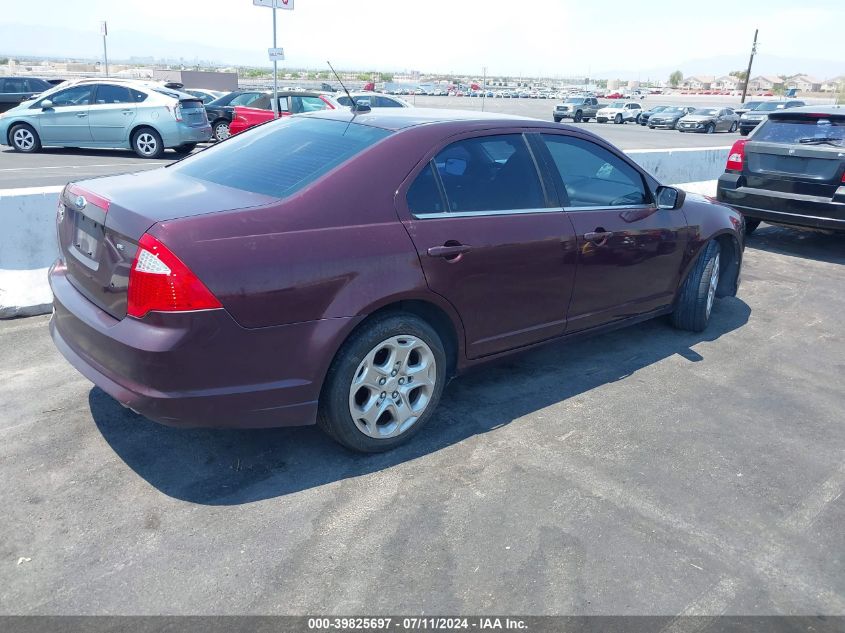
[
  {"left": 229, "top": 92, "right": 263, "bottom": 106},
  {"left": 172, "top": 117, "right": 392, "bottom": 198},
  {"left": 3, "top": 78, "right": 26, "bottom": 93},
  {"left": 407, "top": 164, "right": 445, "bottom": 214},
  {"left": 430, "top": 135, "right": 545, "bottom": 213},
  {"left": 94, "top": 84, "right": 133, "bottom": 104},
  {"left": 541, "top": 135, "right": 648, "bottom": 208},
  {"left": 754, "top": 117, "right": 845, "bottom": 146},
  {"left": 132, "top": 89, "right": 148, "bottom": 103},
  {"left": 375, "top": 96, "right": 403, "bottom": 108},
  {"left": 27, "top": 79, "right": 51, "bottom": 92},
  {"left": 290, "top": 96, "right": 329, "bottom": 113}
]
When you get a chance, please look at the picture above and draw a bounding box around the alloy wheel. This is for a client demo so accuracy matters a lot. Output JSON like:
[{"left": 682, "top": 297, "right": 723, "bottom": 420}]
[
  {"left": 13, "top": 128, "right": 34, "bottom": 151},
  {"left": 136, "top": 133, "right": 158, "bottom": 156},
  {"left": 706, "top": 256, "right": 720, "bottom": 318},
  {"left": 348, "top": 335, "right": 437, "bottom": 439},
  {"left": 215, "top": 122, "right": 230, "bottom": 141}
]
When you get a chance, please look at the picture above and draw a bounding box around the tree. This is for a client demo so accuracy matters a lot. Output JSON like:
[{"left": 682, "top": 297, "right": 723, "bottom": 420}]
[
  {"left": 379, "top": 72, "right": 394, "bottom": 83},
  {"left": 355, "top": 73, "right": 371, "bottom": 81},
  {"left": 669, "top": 70, "right": 683, "bottom": 87},
  {"left": 729, "top": 70, "right": 748, "bottom": 81},
  {"left": 0, "top": 57, "right": 8, "bottom": 65}
]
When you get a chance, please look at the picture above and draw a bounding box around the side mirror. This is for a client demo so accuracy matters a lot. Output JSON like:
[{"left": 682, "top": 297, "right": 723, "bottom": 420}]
[
  {"left": 40, "top": 99, "right": 54, "bottom": 110},
  {"left": 656, "top": 186, "right": 685, "bottom": 210}
]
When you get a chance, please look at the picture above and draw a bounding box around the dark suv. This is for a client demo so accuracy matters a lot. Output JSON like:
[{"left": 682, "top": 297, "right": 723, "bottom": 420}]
[
  {"left": 717, "top": 105, "right": 845, "bottom": 233},
  {"left": 0, "top": 77, "right": 52, "bottom": 113},
  {"left": 738, "top": 99, "right": 805, "bottom": 136}
]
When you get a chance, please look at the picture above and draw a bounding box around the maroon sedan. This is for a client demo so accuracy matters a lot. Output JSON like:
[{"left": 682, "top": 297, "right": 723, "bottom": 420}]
[{"left": 50, "top": 109, "right": 744, "bottom": 452}]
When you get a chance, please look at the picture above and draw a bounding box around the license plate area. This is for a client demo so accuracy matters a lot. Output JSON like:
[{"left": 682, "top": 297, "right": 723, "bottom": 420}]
[{"left": 70, "top": 212, "right": 103, "bottom": 271}]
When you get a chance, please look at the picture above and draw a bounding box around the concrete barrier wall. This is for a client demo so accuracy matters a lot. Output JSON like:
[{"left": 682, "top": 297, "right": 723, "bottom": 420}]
[
  {"left": 626, "top": 146, "right": 730, "bottom": 185},
  {"left": 0, "top": 186, "right": 62, "bottom": 318},
  {"left": 0, "top": 147, "right": 728, "bottom": 318}
]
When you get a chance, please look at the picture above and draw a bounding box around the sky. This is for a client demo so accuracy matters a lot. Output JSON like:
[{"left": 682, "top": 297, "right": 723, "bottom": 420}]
[{"left": 1, "top": 0, "right": 844, "bottom": 79}]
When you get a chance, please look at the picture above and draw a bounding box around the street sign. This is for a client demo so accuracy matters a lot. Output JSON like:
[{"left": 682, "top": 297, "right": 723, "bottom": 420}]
[
  {"left": 252, "top": 0, "right": 294, "bottom": 8},
  {"left": 99, "top": 21, "right": 107, "bottom": 36},
  {"left": 268, "top": 47, "right": 285, "bottom": 61}
]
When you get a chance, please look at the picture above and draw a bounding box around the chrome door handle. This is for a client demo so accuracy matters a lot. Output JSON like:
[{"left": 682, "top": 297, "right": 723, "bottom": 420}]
[
  {"left": 122, "top": 109, "right": 133, "bottom": 114},
  {"left": 76, "top": 113, "right": 88, "bottom": 118},
  {"left": 584, "top": 231, "right": 613, "bottom": 241},
  {"left": 427, "top": 244, "right": 472, "bottom": 258}
]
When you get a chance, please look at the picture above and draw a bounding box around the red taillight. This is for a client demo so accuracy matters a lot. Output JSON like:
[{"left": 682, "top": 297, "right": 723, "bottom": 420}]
[
  {"left": 127, "top": 233, "right": 221, "bottom": 318},
  {"left": 726, "top": 139, "right": 747, "bottom": 172}
]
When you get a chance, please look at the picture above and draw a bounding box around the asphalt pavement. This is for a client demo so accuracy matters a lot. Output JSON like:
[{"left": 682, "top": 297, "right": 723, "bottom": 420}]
[{"left": 1, "top": 224, "right": 843, "bottom": 615}]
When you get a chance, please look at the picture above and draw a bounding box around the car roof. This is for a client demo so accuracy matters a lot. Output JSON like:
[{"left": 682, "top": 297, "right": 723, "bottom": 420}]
[
  {"left": 304, "top": 107, "right": 538, "bottom": 131},
  {"left": 768, "top": 104, "right": 845, "bottom": 119}
]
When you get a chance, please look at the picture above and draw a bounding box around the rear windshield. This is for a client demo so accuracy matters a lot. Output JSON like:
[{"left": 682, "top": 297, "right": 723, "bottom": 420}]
[
  {"left": 172, "top": 116, "right": 392, "bottom": 198},
  {"left": 754, "top": 102, "right": 792, "bottom": 111},
  {"left": 754, "top": 117, "right": 845, "bottom": 146}
]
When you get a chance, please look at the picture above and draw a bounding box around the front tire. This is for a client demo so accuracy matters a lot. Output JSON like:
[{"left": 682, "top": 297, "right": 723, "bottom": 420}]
[
  {"left": 553, "top": 117, "right": 562, "bottom": 123},
  {"left": 9, "top": 123, "right": 41, "bottom": 153},
  {"left": 614, "top": 114, "right": 623, "bottom": 124},
  {"left": 318, "top": 313, "right": 447, "bottom": 452},
  {"left": 671, "top": 241, "right": 721, "bottom": 332},
  {"left": 573, "top": 110, "right": 583, "bottom": 122},
  {"left": 705, "top": 123, "right": 716, "bottom": 134},
  {"left": 131, "top": 127, "right": 164, "bottom": 159}
]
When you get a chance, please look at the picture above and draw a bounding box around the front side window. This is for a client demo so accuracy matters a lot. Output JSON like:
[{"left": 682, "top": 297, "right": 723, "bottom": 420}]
[
  {"left": 375, "top": 96, "right": 404, "bottom": 108},
  {"left": 541, "top": 135, "right": 648, "bottom": 208},
  {"left": 229, "top": 92, "right": 263, "bottom": 106},
  {"left": 172, "top": 117, "right": 391, "bottom": 198},
  {"left": 43, "top": 85, "right": 93, "bottom": 107},
  {"left": 428, "top": 135, "right": 545, "bottom": 213},
  {"left": 290, "top": 96, "right": 329, "bottom": 113}
]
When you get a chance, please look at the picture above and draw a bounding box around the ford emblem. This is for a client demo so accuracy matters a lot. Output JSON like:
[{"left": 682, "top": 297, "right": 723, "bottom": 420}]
[{"left": 75, "top": 195, "right": 87, "bottom": 209}]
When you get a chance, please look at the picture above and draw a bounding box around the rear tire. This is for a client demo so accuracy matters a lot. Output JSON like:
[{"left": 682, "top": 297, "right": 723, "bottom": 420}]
[
  {"left": 729, "top": 121, "right": 738, "bottom": 133},
  {"left": 9, "top": 123, "right": 41, "bottom": 153},
  {"left": 671, "top": 241, "right": 721, "bottom": 332},
  {"left": 131, "top": 127, "right": 164, "bottom": 159},
  {"left": 317, "top": 313, "right": 447, "bottom": 453},
  {"left": 212, "top": 119, "right": 230, "bottom": 142},
  {"left": 744, "top": 218, "right": 761, "bottom": 235}
]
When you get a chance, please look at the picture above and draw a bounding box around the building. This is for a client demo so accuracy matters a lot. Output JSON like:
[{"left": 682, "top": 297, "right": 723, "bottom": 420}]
[
  {"left": 713, "top": 76, "right": 742, "bottom": 91},
  {"left": 748, "top": 75, "right": 784, "bottom": 91},
  {"left": 684, "top": 75, "right": 715, "bottom": 90},
  {"left": 151, "top": 69, "right": 238, "bottom": 91},
  {"left": 786, "top": 75, "right": 822, "bottom": 92},
  {"left": 821, "top": 76, "right": 845, "bottom": 92}
]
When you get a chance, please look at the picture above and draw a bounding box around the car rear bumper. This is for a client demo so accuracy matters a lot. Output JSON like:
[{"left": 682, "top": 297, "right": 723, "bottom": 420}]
[
  {"left": 717, "top": 174, "right": 845, "bottom": 231},
  {"left": 49, "top": 260, "right": 359, "bottom": 429},
  {"left": 166, "top": 123, "right": 212, "bottom": 147}
]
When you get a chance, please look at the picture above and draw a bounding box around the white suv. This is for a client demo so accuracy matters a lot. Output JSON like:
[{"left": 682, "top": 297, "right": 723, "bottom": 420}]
[{"left": 596, "top": 102, "right": 643, "bottom": 124}]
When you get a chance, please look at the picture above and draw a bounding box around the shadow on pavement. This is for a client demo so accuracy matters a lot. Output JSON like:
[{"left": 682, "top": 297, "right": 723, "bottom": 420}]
[
  {"left": 747, "top": 224, "right": 844, "bottom": 265},
  {"left": 90, "top": 298, "right": 751, "bottom": 506}
]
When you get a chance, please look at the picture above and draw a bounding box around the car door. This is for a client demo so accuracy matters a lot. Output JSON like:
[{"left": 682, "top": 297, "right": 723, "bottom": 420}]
[
  {"left": 397, "top": 131, "right": 578, "bottom": 359},
  {"left": 34, "top": 85, "right": 94, "bottom": 143},
  {"left": 536, "top": 132, "right": 689, "bottom": 333},
  {"left": 88, "top": 84, "right": 136, "bottom": 143}
]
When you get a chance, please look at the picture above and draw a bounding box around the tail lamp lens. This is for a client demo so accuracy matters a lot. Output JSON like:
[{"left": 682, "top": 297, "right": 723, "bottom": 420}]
[
  {"left": 726, "top": 139, "right": 747, "bottom": 171},
  {"left": 127, "top": 233, "right": 221, "bottom": 318}
]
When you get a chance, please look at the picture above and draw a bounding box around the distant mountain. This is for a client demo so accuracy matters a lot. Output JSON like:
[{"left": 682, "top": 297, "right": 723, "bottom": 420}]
[{"left": 595, "top": 54, "right": 843, "bottom": 82}]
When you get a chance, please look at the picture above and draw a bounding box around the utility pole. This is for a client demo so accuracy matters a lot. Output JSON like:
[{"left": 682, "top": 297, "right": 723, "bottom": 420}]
[
  {"left": 100, "top": 21, "right": 109, "bottom": 77},
  {"left": 272, "top": 4, "right": 278, "bottom": 117},
  {"left": 482, "top": 66, "right": 487, "bottom": 112},
  {"left": 740, "top": 29, "right": 758, "bottom": 105}
]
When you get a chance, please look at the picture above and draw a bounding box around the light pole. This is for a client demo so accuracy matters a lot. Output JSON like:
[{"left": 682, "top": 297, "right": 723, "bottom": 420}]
[
  {"left": 482, "top": 66, "right": 487, "bottom": 112},
  {"left": 100, "top": 21, "right": 109, "bottom": 77},
  {"left": 272, "top": 5, "right": 278, "bottom": 116}
]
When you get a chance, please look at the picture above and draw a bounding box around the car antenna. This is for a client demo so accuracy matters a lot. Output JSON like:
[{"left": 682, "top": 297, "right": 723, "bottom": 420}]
[{"left": 327, "top": 61, "right": 370, "bottom": 113}]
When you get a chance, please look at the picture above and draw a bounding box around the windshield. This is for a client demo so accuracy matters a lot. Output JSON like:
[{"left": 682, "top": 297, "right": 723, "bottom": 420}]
[
  {"left": 693, "top": 108, "right": 718, "bottom": 116},
  {"left": 754, "top": 117, "right": 845, "bottom": 145},
  {"left": 661, "top": 107, "right": 684, "bottom": 114},
  {"left": 755, "top": 102, "right": 790, "bottom": 112},
  {"left": 741, "top": 101, "right": 762, "bottom": 109},
  {"left": 172, "top": 116, "right": 392, "bottom": 198},
  {"left": 606, "top": 103, "right": 625, "bottom": 109},
  {"left": 649, "top": 106, "right": 668, "bottom": 113}
]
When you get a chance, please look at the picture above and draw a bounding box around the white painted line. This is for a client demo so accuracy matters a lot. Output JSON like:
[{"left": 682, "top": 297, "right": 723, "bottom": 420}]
[
  {"left": 0, "top": 162, "right": 168, "bottom": 173},
  {"left": 625, "top": 146, "right": 732, "bottom": 154},
  {"left": 660, "top": 577, "right": 739, "bottom": 632},
  {"left": 0, "top": 185, "right": 64, "bottom": 196},
  {"left": 782, "top": 461, "right": 845, "bottom": 533}
]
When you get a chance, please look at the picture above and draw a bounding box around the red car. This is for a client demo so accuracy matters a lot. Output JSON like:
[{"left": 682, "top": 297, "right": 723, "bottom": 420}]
[
  {"left": 605, "top": 92, "right": 623, "bottom": 99},
  {"left": 229, "top": 92, "right": 338, "bottom": 135}
]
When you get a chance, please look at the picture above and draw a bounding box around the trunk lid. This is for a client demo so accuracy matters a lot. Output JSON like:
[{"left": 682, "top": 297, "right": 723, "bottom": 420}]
[{"left": 56, "top": 169, "right": 277, "bottom": 320}]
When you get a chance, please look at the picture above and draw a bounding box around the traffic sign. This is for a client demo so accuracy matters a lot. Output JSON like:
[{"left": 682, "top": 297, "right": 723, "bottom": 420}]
[
  {"left": 253, "top": 0, "right": 294, "bottom": 8},
  {"left": 268, "top": 47, "right": 285, "bottom": 61}
]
